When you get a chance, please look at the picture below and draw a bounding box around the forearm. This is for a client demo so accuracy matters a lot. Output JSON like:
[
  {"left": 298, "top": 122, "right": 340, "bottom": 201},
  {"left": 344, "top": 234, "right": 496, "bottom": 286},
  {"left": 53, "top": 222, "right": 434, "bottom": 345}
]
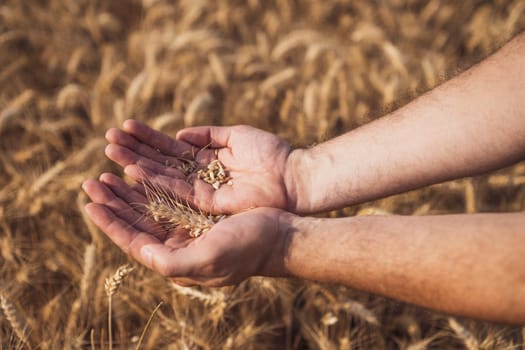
[
  {"left": 287, "top": 32, "right": 525, "bottom": 214},
  {"left": 279, "top": 211, "right": 525, "bottom": 324}
]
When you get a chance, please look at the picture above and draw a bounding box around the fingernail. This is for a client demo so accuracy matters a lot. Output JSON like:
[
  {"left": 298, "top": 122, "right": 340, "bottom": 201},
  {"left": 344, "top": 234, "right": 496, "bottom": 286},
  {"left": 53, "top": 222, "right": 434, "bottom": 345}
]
[
  {"left": 123, "top": 119, "right": 133, "bottom": 130},
  {"left": 104, "top": 144, "right": 112, "bottom": 156}
]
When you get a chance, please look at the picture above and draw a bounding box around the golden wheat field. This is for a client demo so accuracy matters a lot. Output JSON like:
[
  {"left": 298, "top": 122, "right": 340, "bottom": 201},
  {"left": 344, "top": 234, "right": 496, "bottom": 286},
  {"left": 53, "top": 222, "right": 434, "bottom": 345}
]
[{"left": 1, "top": 0, "right": 525, "bottom": 349}]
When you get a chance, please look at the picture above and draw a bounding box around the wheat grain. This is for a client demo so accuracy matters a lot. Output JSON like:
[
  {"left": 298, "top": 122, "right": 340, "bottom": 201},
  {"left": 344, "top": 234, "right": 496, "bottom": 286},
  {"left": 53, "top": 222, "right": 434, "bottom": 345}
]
[{"left": 196, "top": 159, "right": 231, "bottom": 190}]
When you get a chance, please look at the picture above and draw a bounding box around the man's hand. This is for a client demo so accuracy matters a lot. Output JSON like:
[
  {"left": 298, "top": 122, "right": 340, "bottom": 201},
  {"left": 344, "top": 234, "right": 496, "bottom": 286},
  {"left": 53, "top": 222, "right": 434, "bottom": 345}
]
[
  {"left": 82, "top": 173, "right": 289, "bottom": 286},
  {"left": 105, "top": 119, "right": 303, "bottom": 214}
]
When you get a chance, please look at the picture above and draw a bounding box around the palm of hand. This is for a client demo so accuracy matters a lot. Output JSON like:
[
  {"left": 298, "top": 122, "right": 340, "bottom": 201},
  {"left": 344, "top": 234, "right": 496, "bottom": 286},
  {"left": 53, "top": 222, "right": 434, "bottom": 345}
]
[
  {"left": 201, "top": 125, "right": 291, "bottom": 212},
  {"left": 82, "top": 173, "right": 283, "bottom": 286},
  {"left": 105, "top": 120, "right": 292, "bottom": 214}
]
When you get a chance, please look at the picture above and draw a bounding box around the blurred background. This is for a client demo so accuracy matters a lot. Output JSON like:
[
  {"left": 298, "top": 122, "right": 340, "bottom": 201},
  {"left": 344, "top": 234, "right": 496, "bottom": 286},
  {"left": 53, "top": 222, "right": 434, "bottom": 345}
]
[{"left": 0, "top": 0, "right": 524, "bottom": 348}]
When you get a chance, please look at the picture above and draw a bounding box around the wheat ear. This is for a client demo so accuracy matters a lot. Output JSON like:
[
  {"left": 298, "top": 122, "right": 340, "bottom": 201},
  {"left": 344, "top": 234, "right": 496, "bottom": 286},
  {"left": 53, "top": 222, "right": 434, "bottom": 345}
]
[
  {"left": 143, "top": 179, "right": 225, "bottom": 238},
  {"left": 448, "top": 318, "right": 479, "bottom": 350},
  {"left": 65, "top": 243, "right": 96, "bottom": 343},
  {"left": 0, "top": 294, "right": 30, "bottom": 348}
]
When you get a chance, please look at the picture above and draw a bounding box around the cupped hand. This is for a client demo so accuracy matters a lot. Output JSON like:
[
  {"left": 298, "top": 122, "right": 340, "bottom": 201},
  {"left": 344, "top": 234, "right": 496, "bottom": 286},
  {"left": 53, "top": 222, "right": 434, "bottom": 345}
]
[
  {"left": 104, "top": 119, "right": 300, "bottom": 214},
  {"left": 82, "top": 173, "right": 290, "bottom": 287}
]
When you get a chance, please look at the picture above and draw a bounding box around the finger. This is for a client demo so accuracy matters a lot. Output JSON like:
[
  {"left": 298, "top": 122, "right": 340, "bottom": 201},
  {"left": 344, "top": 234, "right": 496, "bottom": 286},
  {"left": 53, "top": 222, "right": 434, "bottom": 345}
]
[
  {"left": 82, "top": 178, "right": 160, "bottom": 235},
  {"left": 176, "top": 126, "right": 232, "bottom": 148},
  {"left": 216, "top": 147, "right": 235, "bottom": 167},
  {"left": 124, "top": 164, "right": 193, "bottom": 201},
  {"left": 98, "top": 173, "right": 147, "bottom": 206},
  {"left": 105, "top": 143, "right": 184, "bottom": 172},
  {"left": 192, "top": 148, "right": 236, "bottom": 172},
  {"left": 131, "top": 183, "right": 146, "bottom": 196},
  {"left": 122, "top": 119, "right": 196, "bottom": 158},
  {"left": 104, "top": 143, "right": 136, "bottom": 167},
  {"left": 135, "top": 159, "right": 187, "bottom": 180},
  {"left": 140, "top": 242, "right": 202, "bottom": 277},
  {"left": 106, "top": 128, "right": 169, "bottom": 162},
  {"left": 164, "top": 230, "right": 195, "bottom": 249},
  {"left": 207, "top": 183, "right": 238, "bottom": 214},
  {"left": 84, "top": 203, "right": 162, "bottom": 268},
  {"left": 194, "top": 148, "right": 217, "bottom": 166},
  {"left": 124, "top": 164, "right": 192, "bottom": 197},
  {"left": 107, "top": 127, "right": 186, "bottom": 166}
]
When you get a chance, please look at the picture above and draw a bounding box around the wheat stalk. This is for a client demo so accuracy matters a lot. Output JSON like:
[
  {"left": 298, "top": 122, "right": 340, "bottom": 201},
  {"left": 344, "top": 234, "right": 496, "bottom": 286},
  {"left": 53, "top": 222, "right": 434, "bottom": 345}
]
[
  {"left": 105, "top": 264, "right": 135, "bottom": 350},
  {"left": 0, "top": 294, "right": 30, "bottom": 348},
  {"left": 135, "top": 301, "right": 163, "bottom": 350},
  {"left": 65, "top": 243, "right": 96, "bottom": 343}
]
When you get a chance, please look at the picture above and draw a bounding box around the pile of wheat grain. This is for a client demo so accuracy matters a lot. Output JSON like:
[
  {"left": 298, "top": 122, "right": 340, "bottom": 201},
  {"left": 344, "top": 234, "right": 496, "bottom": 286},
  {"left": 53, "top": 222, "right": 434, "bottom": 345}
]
[{"left": 1, "top": 0, "right": 524, "bottom": 348}]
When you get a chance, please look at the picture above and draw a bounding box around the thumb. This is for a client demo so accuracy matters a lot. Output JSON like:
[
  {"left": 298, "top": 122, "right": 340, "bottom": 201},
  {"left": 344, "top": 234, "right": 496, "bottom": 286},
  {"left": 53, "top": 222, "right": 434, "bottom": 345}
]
[
  {"left": 140, "top": 244, "right": 200, "bottom": 278},
  {"left": 176, "top": 126, "right": 232, "bottom": 148}
]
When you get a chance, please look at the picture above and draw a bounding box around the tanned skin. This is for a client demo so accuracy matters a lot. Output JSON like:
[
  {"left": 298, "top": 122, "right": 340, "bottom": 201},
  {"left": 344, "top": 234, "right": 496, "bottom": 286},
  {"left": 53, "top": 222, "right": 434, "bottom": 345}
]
[{"left": 83, "top": 32, "right": 525, "bottom": 324}]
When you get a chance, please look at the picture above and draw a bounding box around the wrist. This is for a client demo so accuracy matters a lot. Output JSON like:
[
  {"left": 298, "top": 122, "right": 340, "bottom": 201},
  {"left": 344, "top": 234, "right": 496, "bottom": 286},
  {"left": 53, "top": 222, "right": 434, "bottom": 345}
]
[
  {"left": 256, "top": 209, "right": 300, "bottom": 279},
  {"left": 284, "top": 148, "right": 313, "bottom": 214},
  {"left": 277, "top": 211, "right": 320, "bottom": 279},
  {"left": 275, "top": 211, "right": 298, "bottom": 278}
]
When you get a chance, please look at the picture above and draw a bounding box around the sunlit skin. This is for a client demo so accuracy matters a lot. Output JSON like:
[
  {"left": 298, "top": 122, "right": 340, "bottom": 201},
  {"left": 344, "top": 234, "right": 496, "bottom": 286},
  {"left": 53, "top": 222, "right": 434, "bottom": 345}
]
[
  {"left": 104, "top": 122, "right": 293, "bottom": 214},
  {"left": 82, "top": 174, "right": 285, "bottom": 287},
  {"left": 83, "top": 32, "right": 525, "bottom": 323}
]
